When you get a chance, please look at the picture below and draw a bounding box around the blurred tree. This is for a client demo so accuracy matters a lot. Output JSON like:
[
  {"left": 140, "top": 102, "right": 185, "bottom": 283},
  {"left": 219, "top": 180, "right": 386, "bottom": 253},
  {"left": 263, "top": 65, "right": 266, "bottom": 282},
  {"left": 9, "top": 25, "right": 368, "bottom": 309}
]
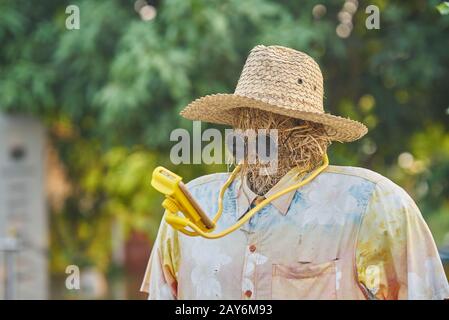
[{"left": 1, "top": 0, "right": 449, "bottom": 274}]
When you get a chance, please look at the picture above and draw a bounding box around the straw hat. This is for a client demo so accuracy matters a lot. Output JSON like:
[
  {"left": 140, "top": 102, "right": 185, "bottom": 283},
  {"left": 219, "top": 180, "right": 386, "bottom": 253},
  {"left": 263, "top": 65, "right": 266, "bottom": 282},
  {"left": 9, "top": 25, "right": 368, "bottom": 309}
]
[{"left": 180, "top": 45, "right": 367, "bottom": 142}]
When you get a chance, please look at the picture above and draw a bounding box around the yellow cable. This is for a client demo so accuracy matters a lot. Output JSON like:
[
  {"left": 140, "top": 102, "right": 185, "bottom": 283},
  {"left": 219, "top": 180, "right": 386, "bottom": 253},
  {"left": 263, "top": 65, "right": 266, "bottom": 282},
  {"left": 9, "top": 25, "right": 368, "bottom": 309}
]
[{"left": 169, "top": 154, "right": 329, "bottom": 239}]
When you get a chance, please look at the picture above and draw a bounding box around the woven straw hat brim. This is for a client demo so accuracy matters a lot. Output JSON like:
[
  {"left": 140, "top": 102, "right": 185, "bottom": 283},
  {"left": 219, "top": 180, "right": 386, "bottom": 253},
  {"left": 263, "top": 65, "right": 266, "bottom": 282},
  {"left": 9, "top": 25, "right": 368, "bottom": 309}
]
[{"left": 180, "top": 93, "right": 368, "bottom": 142}]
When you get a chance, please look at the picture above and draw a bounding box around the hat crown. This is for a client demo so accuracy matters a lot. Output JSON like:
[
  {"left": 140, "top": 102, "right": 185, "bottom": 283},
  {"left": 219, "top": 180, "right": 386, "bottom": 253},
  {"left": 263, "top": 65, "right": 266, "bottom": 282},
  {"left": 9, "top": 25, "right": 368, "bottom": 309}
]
[{"left": 234, "top": 45, "right": 324, "bottom": 113}]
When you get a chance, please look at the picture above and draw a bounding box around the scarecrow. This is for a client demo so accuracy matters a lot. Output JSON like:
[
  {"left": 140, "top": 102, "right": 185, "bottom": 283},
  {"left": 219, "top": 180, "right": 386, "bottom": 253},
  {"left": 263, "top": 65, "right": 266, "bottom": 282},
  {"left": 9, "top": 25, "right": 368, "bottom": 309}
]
[{"left": 141, "top": 45, "right": 449, "bottom": 299}]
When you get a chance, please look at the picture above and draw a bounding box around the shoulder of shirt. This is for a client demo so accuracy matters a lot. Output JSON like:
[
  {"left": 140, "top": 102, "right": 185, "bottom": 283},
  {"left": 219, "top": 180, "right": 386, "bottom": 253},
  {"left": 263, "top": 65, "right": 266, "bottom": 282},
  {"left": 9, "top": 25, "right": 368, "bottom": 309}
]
[
  {"left": 326, "top": 165, "right": 418, "bottom": 225},
  {"left": 185, "top": 172, "right": 231, "bottom": 189},
  {"left": 325, "top": 165, "right": 409, "bottom": 198}
]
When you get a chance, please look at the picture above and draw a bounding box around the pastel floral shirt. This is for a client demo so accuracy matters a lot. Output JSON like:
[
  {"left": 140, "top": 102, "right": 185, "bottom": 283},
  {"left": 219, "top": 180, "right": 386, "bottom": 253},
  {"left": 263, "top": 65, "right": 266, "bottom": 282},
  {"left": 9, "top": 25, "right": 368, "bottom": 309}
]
[{"left": 141, "top": 165, "right": 449, "bottom": 300}]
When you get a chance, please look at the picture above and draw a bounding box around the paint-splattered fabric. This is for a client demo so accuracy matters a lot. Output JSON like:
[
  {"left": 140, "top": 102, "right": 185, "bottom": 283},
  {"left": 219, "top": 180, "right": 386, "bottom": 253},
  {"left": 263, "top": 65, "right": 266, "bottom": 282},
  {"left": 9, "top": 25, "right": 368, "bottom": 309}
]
[{"left": 141, "top": 165, "right": 449, "bottom": 300}]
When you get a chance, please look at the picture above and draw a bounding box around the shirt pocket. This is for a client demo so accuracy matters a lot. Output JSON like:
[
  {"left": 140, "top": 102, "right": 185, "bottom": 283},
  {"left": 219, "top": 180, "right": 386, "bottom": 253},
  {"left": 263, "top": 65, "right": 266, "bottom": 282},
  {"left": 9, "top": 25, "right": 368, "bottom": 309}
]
[{"left": 271, "top": 259, "right": 337, "bottom": 300}]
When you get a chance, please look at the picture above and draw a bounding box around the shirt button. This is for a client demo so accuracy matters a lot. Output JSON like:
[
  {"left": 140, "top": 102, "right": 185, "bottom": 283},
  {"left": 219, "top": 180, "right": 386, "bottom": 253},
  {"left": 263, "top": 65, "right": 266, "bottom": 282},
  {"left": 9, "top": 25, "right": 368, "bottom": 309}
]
[
  {"left": 244, "top": 290, "right": 252, "bottom": 298},
  {"left": 249, "top": 244, "right": 256, "bottom": 253}
]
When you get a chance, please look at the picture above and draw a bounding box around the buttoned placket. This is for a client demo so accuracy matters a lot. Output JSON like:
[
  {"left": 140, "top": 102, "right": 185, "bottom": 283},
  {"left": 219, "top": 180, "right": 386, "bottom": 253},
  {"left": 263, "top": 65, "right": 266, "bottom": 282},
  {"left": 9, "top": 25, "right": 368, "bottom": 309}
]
[
  {"left": 241, "top": 232, "right": 259, "bottom": 300},
  {"left": 240, "top": 196, "right": 265, "bottom": 300}
]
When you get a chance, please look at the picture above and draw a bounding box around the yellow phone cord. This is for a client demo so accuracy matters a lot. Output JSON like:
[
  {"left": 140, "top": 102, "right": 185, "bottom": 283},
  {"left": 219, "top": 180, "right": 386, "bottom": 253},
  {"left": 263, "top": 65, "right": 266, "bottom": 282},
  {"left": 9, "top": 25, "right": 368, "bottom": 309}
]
[{"left": 168, "top": 154, "right": 329, "bottom": 239}]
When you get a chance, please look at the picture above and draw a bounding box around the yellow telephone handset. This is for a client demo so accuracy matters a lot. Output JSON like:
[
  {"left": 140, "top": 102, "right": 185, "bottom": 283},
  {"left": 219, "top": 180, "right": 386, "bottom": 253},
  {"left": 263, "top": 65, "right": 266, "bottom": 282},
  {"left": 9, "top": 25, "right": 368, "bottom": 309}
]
[
  {"left": 151, "top": 167, "right": 215, "bottom": 233},
  {"left": 151, "top": 154, "right": 329, "bottom": 239}
]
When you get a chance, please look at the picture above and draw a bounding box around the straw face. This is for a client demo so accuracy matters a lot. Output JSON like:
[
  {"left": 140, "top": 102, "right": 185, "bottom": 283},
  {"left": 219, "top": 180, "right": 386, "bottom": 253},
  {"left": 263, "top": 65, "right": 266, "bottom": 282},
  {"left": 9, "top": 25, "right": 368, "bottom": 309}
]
[
  {"left": 180, "top": 45, "right": 368, "bottom": 142},
  {"left": 233, "top": 108, "right": 331, "bottom": 196}
]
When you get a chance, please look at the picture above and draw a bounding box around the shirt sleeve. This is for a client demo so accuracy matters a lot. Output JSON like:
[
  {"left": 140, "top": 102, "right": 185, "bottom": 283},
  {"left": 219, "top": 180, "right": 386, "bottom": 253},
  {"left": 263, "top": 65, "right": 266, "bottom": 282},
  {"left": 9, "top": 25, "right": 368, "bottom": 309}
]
[
  {"left": 356, "top": 180, "right": 449, "bottom": 300},
  {"left": 140, "top": 212, "right": 180, "bottom": 299}
]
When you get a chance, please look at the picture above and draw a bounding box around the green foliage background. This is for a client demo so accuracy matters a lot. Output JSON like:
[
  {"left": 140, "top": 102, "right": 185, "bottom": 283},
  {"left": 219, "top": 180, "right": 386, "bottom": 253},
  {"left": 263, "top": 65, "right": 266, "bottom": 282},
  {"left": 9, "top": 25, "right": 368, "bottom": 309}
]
[{"left": 1, "top": 0, "right": 449, "bottom": 276}]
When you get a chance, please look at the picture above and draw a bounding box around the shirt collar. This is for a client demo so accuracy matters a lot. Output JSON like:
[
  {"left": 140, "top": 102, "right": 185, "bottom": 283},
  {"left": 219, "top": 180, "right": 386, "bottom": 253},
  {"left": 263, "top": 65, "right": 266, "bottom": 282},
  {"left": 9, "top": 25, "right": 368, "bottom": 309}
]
[{"left": 235, "top": 167, "right": 307, "bottom": 218}]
